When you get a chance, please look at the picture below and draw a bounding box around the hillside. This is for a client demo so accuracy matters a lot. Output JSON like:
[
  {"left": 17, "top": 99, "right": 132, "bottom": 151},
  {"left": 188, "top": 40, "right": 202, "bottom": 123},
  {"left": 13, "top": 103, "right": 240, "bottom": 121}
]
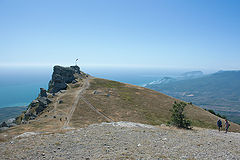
[
  {"left": 145, "top": 71, "right": 240, "bottom": 124},
  {"left": 1, "top": 66, "right": 240, "bottom": 159},
  {"left": 1, "top": 71, "right": 240, "bottom": 141}
]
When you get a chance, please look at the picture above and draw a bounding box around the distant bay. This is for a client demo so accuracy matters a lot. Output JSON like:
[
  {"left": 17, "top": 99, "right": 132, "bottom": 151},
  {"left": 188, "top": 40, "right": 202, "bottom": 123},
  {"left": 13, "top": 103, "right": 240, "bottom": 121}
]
[{"left": 0, "top": 106, "right": 27, "bottom": 123}]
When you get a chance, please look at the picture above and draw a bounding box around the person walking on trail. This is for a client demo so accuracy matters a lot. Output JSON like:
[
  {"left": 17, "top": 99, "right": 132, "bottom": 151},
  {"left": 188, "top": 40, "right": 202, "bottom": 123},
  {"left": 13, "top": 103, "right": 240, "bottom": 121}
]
[
  {"left": 225, "top": 119, "right": 230, "bottom": 133},
  {"left": 217, "top": 119, "right": 222, "bottom": 132}
]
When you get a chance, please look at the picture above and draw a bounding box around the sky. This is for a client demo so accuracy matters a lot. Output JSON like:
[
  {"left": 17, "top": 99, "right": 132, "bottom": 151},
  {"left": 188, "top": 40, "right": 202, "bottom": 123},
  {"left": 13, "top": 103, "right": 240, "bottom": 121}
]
[{"left": 0, "top": 0, "right": 240, "bottom": 71}]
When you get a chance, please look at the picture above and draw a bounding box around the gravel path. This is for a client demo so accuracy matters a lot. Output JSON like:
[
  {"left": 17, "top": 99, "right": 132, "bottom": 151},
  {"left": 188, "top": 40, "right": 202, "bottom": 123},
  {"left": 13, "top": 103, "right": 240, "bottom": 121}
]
[{"left": 0, "top": 122, "right": 239, "bottom": 160}]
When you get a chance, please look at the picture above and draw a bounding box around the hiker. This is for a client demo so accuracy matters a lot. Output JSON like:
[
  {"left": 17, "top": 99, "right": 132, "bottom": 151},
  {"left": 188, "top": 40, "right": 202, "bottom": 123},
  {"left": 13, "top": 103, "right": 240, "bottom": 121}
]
[
  {"left": 225, "top": 119, "right": 230, "bottom": 133},
  {"left": 217, "top": 119, "right": 222, "bottom": 132}
]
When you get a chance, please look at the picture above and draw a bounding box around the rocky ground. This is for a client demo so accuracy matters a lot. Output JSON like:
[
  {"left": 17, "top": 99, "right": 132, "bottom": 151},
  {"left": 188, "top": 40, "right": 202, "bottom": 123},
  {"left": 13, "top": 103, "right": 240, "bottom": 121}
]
[{"left": 0, "top": 122, "right": 239, "bottom": 160}]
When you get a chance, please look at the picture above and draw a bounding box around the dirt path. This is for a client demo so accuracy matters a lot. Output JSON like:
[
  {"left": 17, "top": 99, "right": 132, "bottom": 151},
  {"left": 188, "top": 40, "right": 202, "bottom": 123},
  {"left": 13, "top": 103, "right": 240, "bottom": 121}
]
[
  {"left": 62, "top": 77, "right": 113, "bottom": 129},
  {"left": 80, "top": 96, "right": 113, "bottom": 122},
  {"left": 62, "top": 77, "right": 91, "bottom": 129}
]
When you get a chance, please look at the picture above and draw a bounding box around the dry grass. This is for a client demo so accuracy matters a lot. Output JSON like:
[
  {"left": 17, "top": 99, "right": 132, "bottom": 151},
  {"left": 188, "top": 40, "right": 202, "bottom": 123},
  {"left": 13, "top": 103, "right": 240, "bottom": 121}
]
[
  {"left": 71, "top": 78, "right": 240, "bottom": 132},
  {"left": 1, "top": 77, "right": 240, "bottom": 142}
]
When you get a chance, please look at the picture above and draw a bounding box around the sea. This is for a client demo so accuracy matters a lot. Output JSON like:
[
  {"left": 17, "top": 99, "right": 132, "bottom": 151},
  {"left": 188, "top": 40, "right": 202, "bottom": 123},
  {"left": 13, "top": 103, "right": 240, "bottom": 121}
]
[{"left": 0, "top": 66, "right": 185, "bottom": 109}]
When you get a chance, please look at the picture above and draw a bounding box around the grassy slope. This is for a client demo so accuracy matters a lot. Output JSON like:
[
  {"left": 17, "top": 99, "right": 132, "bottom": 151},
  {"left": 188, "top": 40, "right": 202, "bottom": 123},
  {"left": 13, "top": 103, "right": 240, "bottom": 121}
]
[
  {"left": 71, "top": 78, "right": 240, "bottom": 132},
  {"left": 1, "top": 77, "right": 240, "bottom": 142}
]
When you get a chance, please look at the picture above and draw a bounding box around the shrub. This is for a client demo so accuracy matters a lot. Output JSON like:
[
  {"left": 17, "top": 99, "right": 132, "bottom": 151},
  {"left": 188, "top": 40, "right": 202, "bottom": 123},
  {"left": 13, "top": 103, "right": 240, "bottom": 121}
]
[
  {"left": 170, "top": 101, "right": 191, "bottom": 129},
  {"left": 208, "top": 109, "right": 216, "bottom": 115},
  {"left": 216, "top": 113, "right": 226, "bottom": 119},
  {"left": 206, "top": 109, "right": 227, "bottom": 119}
]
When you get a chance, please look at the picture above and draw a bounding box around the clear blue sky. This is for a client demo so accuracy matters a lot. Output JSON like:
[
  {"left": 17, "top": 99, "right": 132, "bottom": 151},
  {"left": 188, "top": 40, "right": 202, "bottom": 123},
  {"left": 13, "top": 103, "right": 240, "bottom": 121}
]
[{"left": 0, "top": 0, "right": 240, "bottom": 70}]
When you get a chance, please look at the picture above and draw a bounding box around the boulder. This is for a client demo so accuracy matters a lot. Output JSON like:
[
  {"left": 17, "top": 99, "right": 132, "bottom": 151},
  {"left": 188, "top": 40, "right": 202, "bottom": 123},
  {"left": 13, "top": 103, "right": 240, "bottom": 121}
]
[
  {"left": 24, "top": 113, "right": 37, "bottom": 121},
  {"left": 58, "top": 100, "right": 63, "bottom": 104},
  {"left": 0, "top": 118, "right": 17, "bottom": 128},
  {"left": 35, "top": 97, "right": 52, "bottom": 115},
  {"left": 40, "top": 88, "right": 48, "bottom": 97},
  {"left": 5, "top": 118, "right": 16, "bottom": 127},
  {"left": 72, "top": 79, "right": 78, "bottom": 84},
  {"left": 0, "top": 121, "right": 8, "bottom": 128}
]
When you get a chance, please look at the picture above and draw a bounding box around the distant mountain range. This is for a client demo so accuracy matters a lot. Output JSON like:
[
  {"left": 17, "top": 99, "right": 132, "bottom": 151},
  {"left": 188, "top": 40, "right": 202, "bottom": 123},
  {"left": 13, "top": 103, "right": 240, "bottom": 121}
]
[{"left": 145, "top": 70, "right": 240, "bottom": 124}]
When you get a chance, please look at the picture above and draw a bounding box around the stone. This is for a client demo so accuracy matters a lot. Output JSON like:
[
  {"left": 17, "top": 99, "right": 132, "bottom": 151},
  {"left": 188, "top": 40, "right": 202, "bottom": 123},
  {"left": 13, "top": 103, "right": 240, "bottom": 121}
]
[
  {"left": 40, "top": 88, "right": 48, "bottom": 97},
  {"left": 48, "top": 74, "right": 67, "bottom": 93},
  {"left": 32, "top": 97, "right": 52, "bottom": 115},
  {"left": 93, "top": 90, "right": 102, "bottom": 95},
  {"left": 0, "top": 121, "right": 8, "bottom": 128},
  {"left": 72, "top": 79, "right": 78, "bottom": 84},
  {"left": 30, "top": 100, "right": 39, "bottom": 107},
  {"left": 70, "top": 65, "right": 81, "bottom": 74},
  {"left": 4, "top": 118, "right": 17, "bottom": 127},
  {"left": 24, "top": 112, "right": 37, "bottom": 121},
  {"left": 6, "top": 118, "right": 15, "bottom": 124},
  {"left": 48, "top": 65, "right": 82, "bottom": 93},
  {"left": 161, "top": 124, "right": 166, "bottom": 127}
]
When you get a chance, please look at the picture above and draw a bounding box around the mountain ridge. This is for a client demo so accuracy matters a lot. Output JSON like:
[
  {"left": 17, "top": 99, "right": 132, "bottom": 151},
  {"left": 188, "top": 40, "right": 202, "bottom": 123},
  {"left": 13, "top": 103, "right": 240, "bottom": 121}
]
[
  {"left": 1, "top": 66, "right": 240, "bottom": 142},
  {"left": 145, "top": 70, "right": 240, "bottom": 124}
]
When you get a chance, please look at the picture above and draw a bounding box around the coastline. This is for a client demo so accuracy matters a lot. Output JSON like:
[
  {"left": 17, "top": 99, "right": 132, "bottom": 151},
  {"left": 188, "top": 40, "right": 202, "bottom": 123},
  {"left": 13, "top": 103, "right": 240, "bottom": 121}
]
[{"left": 0, "top": 106, "right": 27, "bottom": 123}]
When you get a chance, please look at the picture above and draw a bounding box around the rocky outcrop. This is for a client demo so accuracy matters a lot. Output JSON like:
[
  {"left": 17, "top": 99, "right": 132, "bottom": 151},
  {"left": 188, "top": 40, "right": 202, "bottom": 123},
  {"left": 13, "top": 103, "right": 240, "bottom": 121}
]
[
  {"left": 40, "top": 88, "right": 47, "bottom": 97},
  {"left": 19, "top": 65, "right": 85, "bottom": 123},
  {"left": 19, "top": 88, "right": 52, "bottom": 123},
  {"left": 0, "top": 122, "right": 8, "bottom": 128},
  {"left": 9, "top": 65, "right": 87, "bottom": 126},
  {"left": 0, "top": 118, "right": 17, "bottom": 130},
  {"left": 48, "top": 65, "right": 82, "bottom": 93}
]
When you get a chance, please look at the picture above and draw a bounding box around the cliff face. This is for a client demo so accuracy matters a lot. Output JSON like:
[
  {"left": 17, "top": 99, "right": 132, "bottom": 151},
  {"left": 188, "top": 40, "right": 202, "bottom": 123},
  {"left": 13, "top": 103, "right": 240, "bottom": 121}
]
[
  {"left": 14, "top": 65, "right": 87, "bottom": 125},
  {"left": 48, "top": 65, "right": 83, "bottom": 93}
]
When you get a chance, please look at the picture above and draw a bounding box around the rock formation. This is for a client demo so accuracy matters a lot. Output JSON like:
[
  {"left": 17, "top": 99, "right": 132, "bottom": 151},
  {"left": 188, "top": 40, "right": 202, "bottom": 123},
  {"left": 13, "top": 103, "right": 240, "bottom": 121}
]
[
  {"left": 40, "top": 88, "right": 48, "bottom": 97},
  {"left": 1, "top": 65, "right": 87, "bottom": 126},
  {"left": 13, "top": 65, "right": 86, "bottom": 124},
  {"left": 0, "top": 118, "right": 17, "bottom": 131},
  {"left": 48, "top": 65, "right": 83, "bottom": 93},
  {"left": 20, "top": 88, "right": 52, "bottom": 123}
]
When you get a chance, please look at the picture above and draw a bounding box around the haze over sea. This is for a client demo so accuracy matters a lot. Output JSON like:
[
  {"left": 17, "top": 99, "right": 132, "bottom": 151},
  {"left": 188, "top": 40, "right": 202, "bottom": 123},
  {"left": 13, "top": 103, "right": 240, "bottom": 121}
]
[{"left": 0, "top": 66, "right": 211, "bottom": 109}]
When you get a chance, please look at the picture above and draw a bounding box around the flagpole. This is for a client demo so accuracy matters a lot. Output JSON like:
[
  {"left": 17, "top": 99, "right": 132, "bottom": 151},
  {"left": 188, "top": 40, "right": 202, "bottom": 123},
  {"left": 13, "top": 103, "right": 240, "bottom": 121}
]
[{"left": 75, "top": 59, "right": 79, "bottom": 66}]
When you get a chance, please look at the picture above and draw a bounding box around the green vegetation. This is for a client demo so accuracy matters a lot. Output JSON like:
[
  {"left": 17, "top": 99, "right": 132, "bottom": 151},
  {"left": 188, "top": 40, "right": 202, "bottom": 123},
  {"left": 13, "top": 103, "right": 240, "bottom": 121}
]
[
  {"left": 169, "top": 101, "right": 191, "bottom": 129},
  {"left": 204, "top": 109, "right": 227, "bottom": 119}
]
